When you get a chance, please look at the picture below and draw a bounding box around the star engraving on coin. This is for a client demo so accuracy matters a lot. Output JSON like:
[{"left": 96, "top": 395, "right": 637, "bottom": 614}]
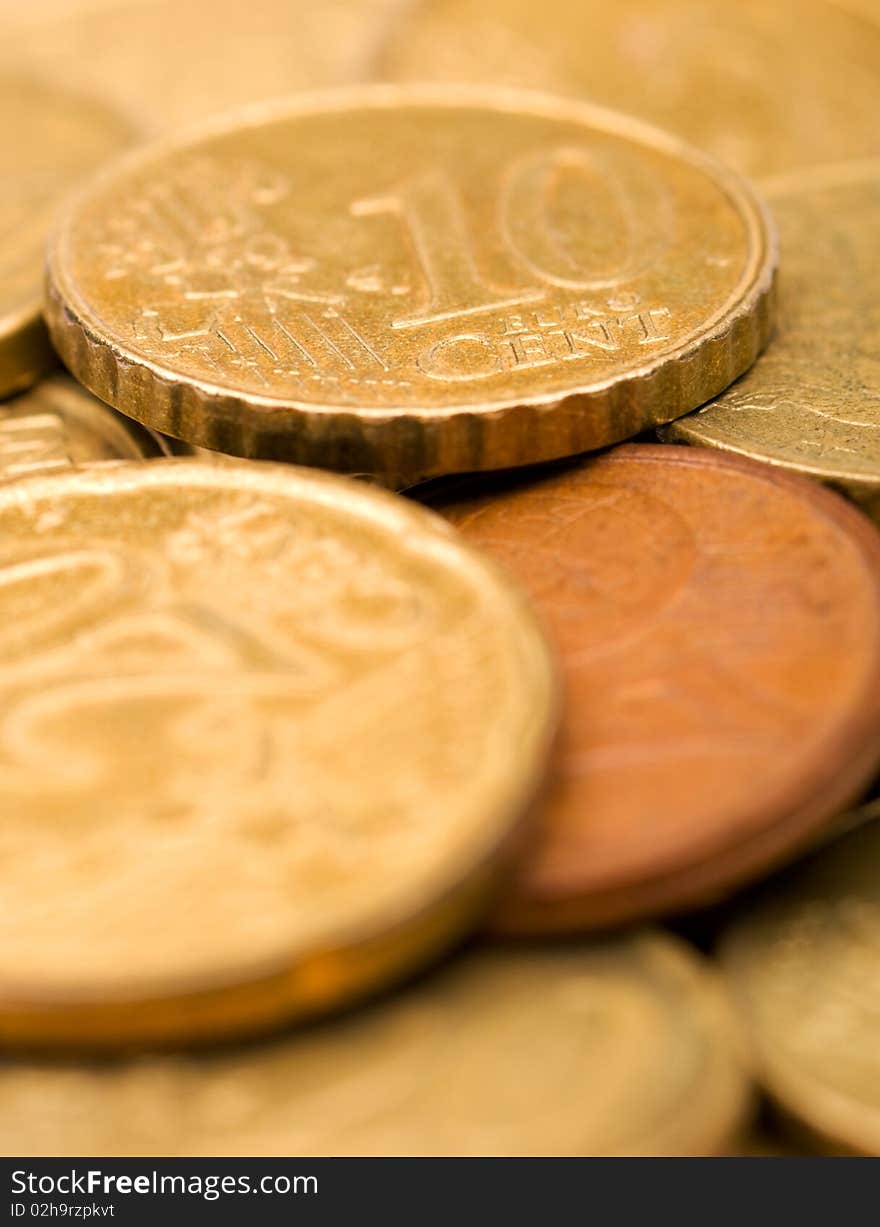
[{"left": 45, "top": 87, "right": 775, "bottom": 480}]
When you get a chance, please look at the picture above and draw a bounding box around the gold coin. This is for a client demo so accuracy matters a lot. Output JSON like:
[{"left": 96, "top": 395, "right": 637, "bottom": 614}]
[
  {"left": 0, "top": 933, "right": 748, "bottom": 1156},
  {"left": 45, "top": 87, "right": 776, "bottom": 482},
  {"left": 663, "top": 161, "right": 880, "bottom": 513},
  {"left": 720, "top": 810, "right": 880, "bottom": 1155},
  {"left": 375, "top": 0, "right": 880, "bottom": 178},
  {"left": 0, "top": 372, "right": 173, "bottom": 480},
  {"left": 0, "top": 460, "right": 555, "bottom": 1048},
  {"left": 0, "top": 76, "right": 132, "bottom": 398},
  {"left": 2, "top": 0, "right": 412, "bottom": 134}
]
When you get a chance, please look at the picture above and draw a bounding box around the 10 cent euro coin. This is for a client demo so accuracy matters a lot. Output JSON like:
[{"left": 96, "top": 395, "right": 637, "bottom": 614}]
[{"left": 45, "top": 87, "right": 776, "bottom": 482}]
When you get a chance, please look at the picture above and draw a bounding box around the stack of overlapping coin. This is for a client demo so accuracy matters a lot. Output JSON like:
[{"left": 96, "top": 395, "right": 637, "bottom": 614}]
[{"left": 1, "top": 0, "right": 879, "bottom": 1158}]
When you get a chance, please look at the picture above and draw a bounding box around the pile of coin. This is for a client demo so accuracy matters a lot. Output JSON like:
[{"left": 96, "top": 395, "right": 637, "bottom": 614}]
[{"left": 1, "top": 0, "right": 879, "bottom": 1157}]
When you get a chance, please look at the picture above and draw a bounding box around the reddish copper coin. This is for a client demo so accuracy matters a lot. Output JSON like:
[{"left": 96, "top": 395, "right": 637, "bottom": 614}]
[{"left": 424, "top": 444, "right": 880, "bottom": 933}]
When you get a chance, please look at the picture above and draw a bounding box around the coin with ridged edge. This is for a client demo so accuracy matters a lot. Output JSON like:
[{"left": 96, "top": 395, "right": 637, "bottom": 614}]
[
  {"left": 0, "top": 934, "right": 748, "bottom": 1156},
  {"left": 0, "top": 459, "right": 556, "bottom": 1049},
  {"left": 720, "top": 809, "right": 880, "bottom": 1155},
  {"left": 45, "top": 87, "right": 776, "bottom": 483},
  {"left": 0, "top": 76, "right": 132, "bottom": 398}
]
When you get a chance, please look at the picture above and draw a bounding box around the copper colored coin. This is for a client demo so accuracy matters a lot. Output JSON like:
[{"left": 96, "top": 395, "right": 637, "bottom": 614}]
[{"left": 425, "top": 444, "right": 880, "bottom": 933}]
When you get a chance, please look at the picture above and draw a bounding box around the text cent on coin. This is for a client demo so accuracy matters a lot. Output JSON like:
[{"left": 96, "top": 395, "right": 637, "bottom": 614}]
[
  {"left": 0, "top": 77, "right": 131, "bottom": 398},
  {"left": 0, "top": 935, "right": 747, "bottom": 1156},
  {"left": 721, "top": 814, "right": 880, "bottom": 1155},
  {"left": 45, "top": 87, "right": 776, "bottom": 482},
  {"left": 0, "top": 461, "right": 555, "bottom": 1048},
  {"left": 426, "top": 445, "right": 880, "bottom": 932}
]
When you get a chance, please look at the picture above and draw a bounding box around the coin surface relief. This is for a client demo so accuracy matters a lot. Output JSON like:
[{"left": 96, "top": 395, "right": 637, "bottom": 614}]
[
  {"left": 721, "top": 808, "right": 880, "bottom": 1155},
  {"left": 0, "top": 460, "right": 556, "bottom": 1047},
  {"left": 425, "top": 445, "right": 880, "bottom": 931},
  {"left": 0, "top": 372, "right": 173, "bottom": 481},
  {"left": 45, "top": 87, "right": 775, "bottom": 481},
  {"left": 0, "top": 934, "right": 748, "bottom": 1156},
  {"left": 664, "top": 159, "right": 880, "bottom": 512}
]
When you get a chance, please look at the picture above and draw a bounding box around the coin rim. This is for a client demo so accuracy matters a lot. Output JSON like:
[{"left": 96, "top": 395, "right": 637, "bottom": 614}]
[
  {"left": 0, "top": 74, "right": 135, "bottom": 399},
  {"left": 44, "top": 84, "right": 777, "bottom": 478},
  {"left": 719, "top": 813, "right": 880, "bottom": 1155},
  {"left": 469, "top": 444, "right": 880, "bottom": 932},
  {"left": 0, "top": 458, "right": 559, "bottom": 1046}
]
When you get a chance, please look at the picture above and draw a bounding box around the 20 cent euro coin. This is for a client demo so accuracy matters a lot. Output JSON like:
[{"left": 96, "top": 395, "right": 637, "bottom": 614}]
[{"left": 0, "top": 460, "right": 556, "bottom": 1048}]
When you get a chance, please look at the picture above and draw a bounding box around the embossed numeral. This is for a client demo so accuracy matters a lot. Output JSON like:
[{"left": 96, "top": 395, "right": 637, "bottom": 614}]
[
  {"left": 501, "top": 146, "right": 645, "bottom": 291},
  {"left": 351, "top": 171, "right": 539, "bottom": 330},
  {"left": 351, "top": 146, "right": 663, "bottom": 329}
]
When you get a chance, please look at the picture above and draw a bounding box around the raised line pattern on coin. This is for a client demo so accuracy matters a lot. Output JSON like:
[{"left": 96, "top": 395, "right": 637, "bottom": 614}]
[
  {"left": 44, "top": 87, "right": 776, "bottom": 483},
  {"left": 0, "top": 372, "right": 174, "bottom": 481},
  {"left": 425, "top": 444, "right": 880, "bottom": 932},
  {"left": 0, "top": 460, "right": 556, "bottom": 1048},
  {"left": 0, "top": 935, "right": 748, "bottom": 1156}
]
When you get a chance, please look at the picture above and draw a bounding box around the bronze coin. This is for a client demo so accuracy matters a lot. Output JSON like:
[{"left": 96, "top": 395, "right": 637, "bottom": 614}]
[{"left": 424, "top": 444, "right": 880, "bottom": 933}]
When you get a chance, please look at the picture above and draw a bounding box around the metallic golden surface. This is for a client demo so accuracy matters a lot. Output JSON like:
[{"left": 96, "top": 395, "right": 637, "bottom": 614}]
[
  {"left": 0, "top": 76, "right": 131, "bottom": 399},
  {"left": 0, "top": 460, "right": 555, "bottom": 1049},
  {"left": 375, "top": 0, "right": 880, "bottom": 178},
  {"left": 45, "top": 87, "right": 776, "bottom": 482},
  {"left": 0, "top": 934, "right": 748, "bottom": 1156},
  {"left": 0, "top": 372, "right": 173, "bottom": 479},
  {"left": 663, "top": 161, "right": 880, "bottom": 513},
  {"left": 1, "top": 0, "right": 412, "bottom": 135},
  {"left": 721, "top": 810, "right": 880, "bottom": 1155}
]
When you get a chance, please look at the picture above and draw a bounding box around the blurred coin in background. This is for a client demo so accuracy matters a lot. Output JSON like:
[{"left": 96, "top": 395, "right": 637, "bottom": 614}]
[
  {"left": 0, "top": 0, "right": 413, "bottom": 134},
  {"left": 0, "top": 372, "right": 173, "bottom": 480},
  {"left": 426, "top": 445, "right": 880, "bottom": 932},
  {"left": 0, "top": 934, "right": 748, "bottom": 1156},
  {"left": 45, "top": 88, "right": 775, "bottom": 481},
  {"left": 721, "top": 811, "right": 880, "bottom": 1155},
  {"left": 663, "top": 161, "right": 880, "bottom": 515},
  {"left": 376, "top": 0, "right": 880, "bottom": 177},
  {"left": 0, "top": 461, "right": 555, "bottom": 1048},
  {"left": 0, "top": 77, "right": 131, "bottom": 398}
]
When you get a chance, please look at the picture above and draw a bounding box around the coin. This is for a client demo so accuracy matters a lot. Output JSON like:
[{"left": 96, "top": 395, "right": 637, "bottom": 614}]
[
  {"left": 45, "top": 87, "right": 776, "bottom": 482},
  {"left": 0, "top": 460, "right": 555, "bottom": 1048},
  {"left": 0, "top": 372, "right": 174, "bottom": 480},
  {"left": 663, "top": 161, "right": 880, "bottom": 513},
  {"left": 720, "top": 813, "right": 880, "bottom": 1155},
  {"left": 0, "top": 76, "right": 132, "bottom": 399},
  {"left": 375, "top": 0, "right": 880, "bottom": 178},
  {"left": 1, "top": 0, "right": 412, "bottom": 134},
  {"left": 424, "top": 445, "right": 880, "bottom": 933},
  {"left": 0, "top": 933, "right": 748, "bottom": 1156}
]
